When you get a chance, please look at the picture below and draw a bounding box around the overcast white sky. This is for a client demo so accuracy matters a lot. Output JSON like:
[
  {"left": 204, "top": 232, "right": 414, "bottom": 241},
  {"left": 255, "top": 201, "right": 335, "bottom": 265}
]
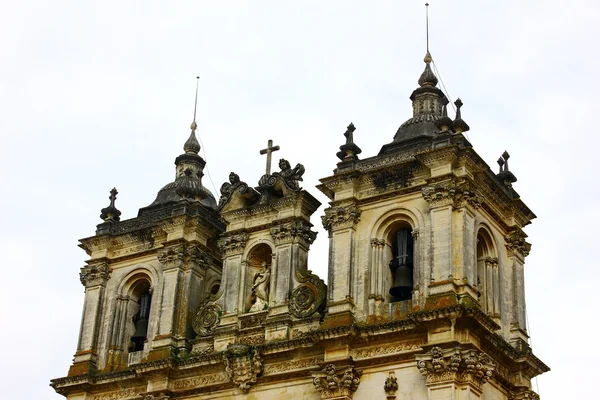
[{"left": 0, "top": 1, "right": 598, "bottom": 398}]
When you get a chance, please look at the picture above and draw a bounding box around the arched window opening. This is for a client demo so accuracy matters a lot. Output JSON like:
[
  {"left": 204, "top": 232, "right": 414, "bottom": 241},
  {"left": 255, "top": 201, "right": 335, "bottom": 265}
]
[
  {"left": 129, "top": 281, "right": 151, "bottom": 352},
  {"left": 389, "top": 226, "right": 414, "bottom": 302},
  {"left": 476, "top": 228, "right": 497, "bottom": 316}
]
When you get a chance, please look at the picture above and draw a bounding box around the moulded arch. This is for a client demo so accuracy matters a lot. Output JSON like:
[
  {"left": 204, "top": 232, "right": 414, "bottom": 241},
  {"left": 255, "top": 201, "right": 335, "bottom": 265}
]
[
  {"left": 476, "top": 223, "right": 498, "bottom": 258},
  {"left": 115, "top": 264, "right": 159, "bottom": 298},
  {"left": 242, "top": 237, "right": 275, "bottom": 261},
  {"left": 369, "top": 205, "right": 424, "bottom": 240}
]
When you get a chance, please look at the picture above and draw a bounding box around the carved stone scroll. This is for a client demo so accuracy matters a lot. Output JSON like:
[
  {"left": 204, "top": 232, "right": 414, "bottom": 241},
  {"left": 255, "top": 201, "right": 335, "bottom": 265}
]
[
  {"left": 416, "top": 346, "right": 495, "bottom": 388},
  {"left": 322, "top": 205, "right": 361, "bottom": 232},
  {"left": 79, "top": 262, "right": 111, "bottom": 287},
  {"left": 192, "top": 302, "right": 221, "bottom": 337},
  {"left": 218, "top": 232, "right": 249, "bottom": 256},
  {"left": 312, "top": 364, "right": 363, "bottom": 399}
]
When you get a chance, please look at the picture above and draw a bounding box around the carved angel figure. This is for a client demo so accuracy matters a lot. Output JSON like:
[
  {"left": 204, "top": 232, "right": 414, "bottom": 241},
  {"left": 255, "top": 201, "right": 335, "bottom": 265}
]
[
  {"left": 218, "top": 172, "right": 241, "bottom": 208},
  {"left": 273, "top": 158, "right": 305, "bottom": 190},
  {"left": 249, "top": 262, "right": 270, "bottom": 312}
]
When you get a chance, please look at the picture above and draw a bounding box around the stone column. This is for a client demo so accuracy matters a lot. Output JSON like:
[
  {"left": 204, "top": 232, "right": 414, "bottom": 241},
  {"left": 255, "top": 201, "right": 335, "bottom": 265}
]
[
  {"left": 368, "top": 238, "right": 385, "bottom": 318},
  {"left": 150, "top": 244, "right": 185, "bottom": 359},
  {"left": 491, "top": 258, "right": 500, "bottom": 320},
  {"left": 105, "top": 294, "right": 129, "bottom": 369},
  {"left": 69, "top": 260, "right": 111, "bottom": 376},
  {"left": 217, "top": 232, "right": 248, "bottom": 314},
  {"left": 505, "top": 229, "right": 531, "bottom": 344},
  {"left": 322, "top": 203, "right": 361, "bottom": 325}
]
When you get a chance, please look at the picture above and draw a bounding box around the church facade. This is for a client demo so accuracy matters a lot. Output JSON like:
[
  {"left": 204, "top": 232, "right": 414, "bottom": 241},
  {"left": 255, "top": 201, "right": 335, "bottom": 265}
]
[{"left": 51, "top": 52, "right": 548, "bottom": 400}]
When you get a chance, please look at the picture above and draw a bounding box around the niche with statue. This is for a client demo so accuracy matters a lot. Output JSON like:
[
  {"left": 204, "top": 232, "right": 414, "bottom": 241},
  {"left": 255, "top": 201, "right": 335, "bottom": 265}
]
[{"left": 246, "top": 244, "right": 272, "bottom": 313}]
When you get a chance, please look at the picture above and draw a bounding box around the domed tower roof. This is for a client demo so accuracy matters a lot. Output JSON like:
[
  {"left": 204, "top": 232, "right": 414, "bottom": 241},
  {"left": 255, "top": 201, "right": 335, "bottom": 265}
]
[
  {"left": 145, "top": 122, "right": 217, "bottom": 211},
  {"left": 389, "top": 52, "right": 449, "bottom": 145}
]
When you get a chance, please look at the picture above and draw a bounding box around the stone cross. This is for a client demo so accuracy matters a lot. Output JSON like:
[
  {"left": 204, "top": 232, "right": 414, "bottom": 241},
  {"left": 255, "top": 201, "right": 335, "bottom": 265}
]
[
  {"left": 109, "top": 187, "right": 118, "bottom": 207},
  {"left": 259, "top": 139, "right": 280, "bottom": 175}
]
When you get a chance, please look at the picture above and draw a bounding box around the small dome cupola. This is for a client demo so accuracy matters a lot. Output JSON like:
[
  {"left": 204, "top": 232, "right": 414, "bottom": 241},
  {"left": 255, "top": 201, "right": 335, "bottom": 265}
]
[
  {"left": 385, "top": 52, "right": 449, "bottom": 147},
  {"left": 143, "top": 78, "right": 217, "bottom": 211}
]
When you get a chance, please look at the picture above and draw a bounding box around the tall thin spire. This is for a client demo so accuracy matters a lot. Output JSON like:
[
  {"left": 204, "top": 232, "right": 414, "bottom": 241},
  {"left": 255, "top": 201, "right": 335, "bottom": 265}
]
[
  {"left": 184, "top": 76, "right": 201, "bottom": 155},
  {"left": 192, "top": 76, "right": 199, "bottom": 131},
  {"left": 425, "top": 3, "right": 430, "bottom": 54}
]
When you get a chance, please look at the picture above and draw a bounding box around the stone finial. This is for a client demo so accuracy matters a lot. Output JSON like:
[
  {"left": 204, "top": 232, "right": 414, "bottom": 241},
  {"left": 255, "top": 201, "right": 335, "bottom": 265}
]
[
  {"left": 336, "top": 122, "right": 362, "bottom": 161},
  {"left": 418, "top": 52, "right": 438, "bottom": 87},
  {"left": 183, "top": 124, "right": 201, "bottom": 155},
  {"left": 435, "top": 102, "right": 454, "bottom": 132},
  {"left": 497, "top": 150, "right": 517, "bottom": 186},
  {"left": 99, "top": 187, "right": 121, "bottom": 223},
  {"left": 452, "top": 98, "right": 470, "bottom": 134}
]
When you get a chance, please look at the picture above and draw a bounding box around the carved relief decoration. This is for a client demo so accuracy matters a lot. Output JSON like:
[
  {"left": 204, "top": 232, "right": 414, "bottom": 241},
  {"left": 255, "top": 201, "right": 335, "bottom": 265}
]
[
  {"left": 270, "top": 219, "right": 317, "bottom": 245},
  {"left": 93, "top": 389, "right": 140, "bottom": 400},
  {"left": 142, "top": 395, "right": 170, "bottom": 400},
  {"left": 290, "top": 272, "right": 327, "bottom": 319},
  {"left": 354, "top": 340, "right": 425, "bottom": 359},
  {"left": 223, "top": 344, "right": 262, "bottom": 393},
  {"left": 505, "top": 229, "right": 531, "bottom": 257},
  {"left": 192, "top": 302, "right": 221, "bottom": 337},
  {"left": 157, "top": 245, "right": 184, "bottom": 267},
  {"left": 416, "top": 346, "right": 495, "bottom": 387},
  {"left": 172, "top": 372, "right": 229, "bottom": 390},
  {"left": 322, "top": 205, "right": 361, "bottom": 232},
  {"left": 263, "top": 356, "right": 324, "bottom": 375},
  {"left": 384, "top": 371, "right": 399, "bottom": 400},
  {"left": 218, "top": 232, "right": 249, "bottom": 256},
  {"left": 80, "top": 262, "right": 111, "bottom": 287},
  {"left": 421, "top": 180, "right": 481, "bottom": 210},
  {"left": 312, "top": 364, "right": 363, "bottom": 399}
]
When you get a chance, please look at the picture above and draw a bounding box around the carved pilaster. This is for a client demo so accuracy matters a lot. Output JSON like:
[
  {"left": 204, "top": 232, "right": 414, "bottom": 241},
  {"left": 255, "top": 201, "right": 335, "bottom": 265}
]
[
  {"left": 416, "top": 346, "right": 495, "bottom": 389},
  {"left": 222, "top": 344, "right": 262, "bottom": 393},
  {"left": 322, "top": 205, "right": 361, "bottom": 233},
  {"left": 218, "top": 232, "right": 249, "bottom": 256},
  {"left": 312, "top": 363, "right": 363, "bottom": 399},
  {"left": 79, "top": 261, "right": 111, "bottom": 287},
  {"left": 384, "top": 371, "right": 399, "bottom": 400},
  {"left": 270, "top": 219, "right": 317, "bottom": 246}
]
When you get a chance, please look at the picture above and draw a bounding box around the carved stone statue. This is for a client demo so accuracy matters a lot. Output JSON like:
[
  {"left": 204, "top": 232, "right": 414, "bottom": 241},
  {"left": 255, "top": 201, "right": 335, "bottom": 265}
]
[
  {"left": 218, "top": 172, "right": 242, "bottom": 208},
  {"left": 249, "top": 262, "right": 270, "bottom": 312},
  {"left": 273, "top": 158, "right": 304, "bottom": 190}
]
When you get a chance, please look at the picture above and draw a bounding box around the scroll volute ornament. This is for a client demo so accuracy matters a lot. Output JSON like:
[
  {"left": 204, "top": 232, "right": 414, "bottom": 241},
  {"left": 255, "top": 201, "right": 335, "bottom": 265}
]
[
  {"left": 79, "top": 262, "right": 111, "bottom": 287},
  {"left": 312, "top": 364, "right": 363, "bottom": 399},
  {"left": 192, "top": 301, "right": 221, "bottom": 337},
  {"left": 416, "top": 346, "right": 495, "bottom": 388}
]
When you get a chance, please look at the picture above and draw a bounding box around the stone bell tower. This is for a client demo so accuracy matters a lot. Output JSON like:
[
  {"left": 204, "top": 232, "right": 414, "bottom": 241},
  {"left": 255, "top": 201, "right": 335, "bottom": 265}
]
[
  {"left": 317, "top": 51, "right": 548, "bottom": 399},
  {"left": 56, "top": 120, "right": 225, "bottom": 389}
]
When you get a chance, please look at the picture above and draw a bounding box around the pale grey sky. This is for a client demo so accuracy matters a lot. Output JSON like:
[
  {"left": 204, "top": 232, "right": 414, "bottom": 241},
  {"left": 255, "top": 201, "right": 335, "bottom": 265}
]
[{"left": 0, "top": 1, "right": 597, "bottom": 398}]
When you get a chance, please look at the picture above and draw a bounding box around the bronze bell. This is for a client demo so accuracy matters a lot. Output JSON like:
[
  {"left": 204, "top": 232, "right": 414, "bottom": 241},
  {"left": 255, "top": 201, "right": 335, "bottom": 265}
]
[
  {"left": 132, "top": 318, "right": 148, "bottom": 339},
  {"left": 389, "top": 260, "right": 413, "bottom": 300},
  {"left": 389, "top": 229, "right": 414, "bottom": 301}
]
